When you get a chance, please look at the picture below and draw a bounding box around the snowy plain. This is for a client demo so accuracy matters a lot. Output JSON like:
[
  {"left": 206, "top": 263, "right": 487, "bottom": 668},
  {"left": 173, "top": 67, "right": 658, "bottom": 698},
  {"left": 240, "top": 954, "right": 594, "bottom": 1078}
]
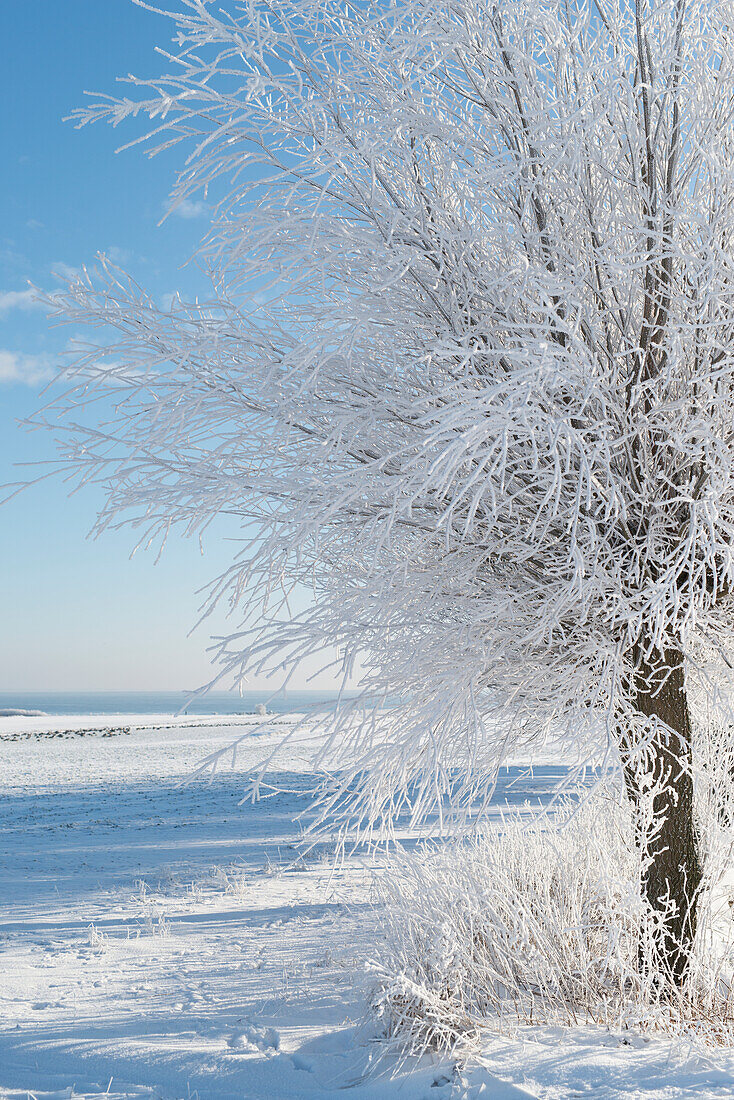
[{"left": 2, "top": 715, "right": 734, "bottom": 1099}]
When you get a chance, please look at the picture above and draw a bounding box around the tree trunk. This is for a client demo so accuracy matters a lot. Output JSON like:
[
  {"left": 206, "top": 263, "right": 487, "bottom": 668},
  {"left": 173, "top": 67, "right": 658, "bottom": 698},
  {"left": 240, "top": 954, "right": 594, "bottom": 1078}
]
[{"left": 620, "top": 644, "right": 703, "bottom": 989}]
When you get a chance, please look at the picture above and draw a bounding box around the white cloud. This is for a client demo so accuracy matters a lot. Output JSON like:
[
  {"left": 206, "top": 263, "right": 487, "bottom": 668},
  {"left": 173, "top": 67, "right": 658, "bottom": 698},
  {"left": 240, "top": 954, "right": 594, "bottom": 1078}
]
[
  {"left": 26, "top": 219, "right": 44, "bottom": 231},
  {"left": 168, "top": 198, "right": 208, "bottom": 219},
  {"left": 51, "top": 261, "right": 82, "bottom": 281},
  {"left": 160, "top": 291, "right": 179, "bottom": 311},
  {"left": 0, "top": 289, "right": 44, "bottom": 315},
  {"left": 0, "top": 248, "right": 28, "bottom": 276},
  {"left": 106, "top": 245, "right": 133, "bottom": 264},
  {"left": 0, "top": 350, "right": 56, "bottom": 386}
]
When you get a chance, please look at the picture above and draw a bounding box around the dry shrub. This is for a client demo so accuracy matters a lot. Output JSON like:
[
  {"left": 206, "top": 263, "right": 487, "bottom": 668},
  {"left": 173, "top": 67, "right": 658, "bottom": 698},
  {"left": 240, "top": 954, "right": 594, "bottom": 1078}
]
[{"left": 369, "top": 783, "right": 734, "bottom": 1053}]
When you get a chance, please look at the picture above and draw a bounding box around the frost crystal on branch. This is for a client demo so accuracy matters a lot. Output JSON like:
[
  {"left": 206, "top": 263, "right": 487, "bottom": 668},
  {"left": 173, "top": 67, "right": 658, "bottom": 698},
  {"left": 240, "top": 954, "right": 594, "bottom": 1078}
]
[{"left": 41, "top": 0, "right": 734, "bottom": 840}]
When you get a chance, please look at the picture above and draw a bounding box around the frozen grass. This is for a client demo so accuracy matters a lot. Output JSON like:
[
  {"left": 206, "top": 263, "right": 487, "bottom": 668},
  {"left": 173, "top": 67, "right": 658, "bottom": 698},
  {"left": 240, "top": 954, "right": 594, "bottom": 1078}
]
[{"left": 370, "top": 778, "right": 734, "bottom": 1054}]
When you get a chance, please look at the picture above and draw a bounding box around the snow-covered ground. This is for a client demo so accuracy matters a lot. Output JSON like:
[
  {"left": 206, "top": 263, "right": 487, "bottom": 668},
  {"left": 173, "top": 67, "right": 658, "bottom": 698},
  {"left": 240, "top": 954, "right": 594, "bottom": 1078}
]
[{"left": 2, "top": 716, "right": 734, "bottom": 1099}]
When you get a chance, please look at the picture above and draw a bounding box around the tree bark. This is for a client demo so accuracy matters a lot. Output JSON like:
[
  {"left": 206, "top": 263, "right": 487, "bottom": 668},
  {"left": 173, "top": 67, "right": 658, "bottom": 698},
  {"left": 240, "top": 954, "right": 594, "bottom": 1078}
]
[{"left": 620, "top": 644, "right": 704, "bottom": 989}]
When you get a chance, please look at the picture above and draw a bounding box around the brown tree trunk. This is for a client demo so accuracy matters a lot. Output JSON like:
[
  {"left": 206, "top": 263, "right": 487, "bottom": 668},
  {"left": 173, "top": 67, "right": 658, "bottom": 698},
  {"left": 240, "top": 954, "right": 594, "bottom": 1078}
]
[{"left": 620, "top": 644, "right": 704, "bottom": 989}]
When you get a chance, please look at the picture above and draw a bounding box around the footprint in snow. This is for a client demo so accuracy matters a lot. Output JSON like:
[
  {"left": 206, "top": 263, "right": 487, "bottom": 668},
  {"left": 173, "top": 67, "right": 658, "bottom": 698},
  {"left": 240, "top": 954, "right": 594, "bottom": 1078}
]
[{"left": 291, "top": 1053, "right": 314, "bottom": 1074}]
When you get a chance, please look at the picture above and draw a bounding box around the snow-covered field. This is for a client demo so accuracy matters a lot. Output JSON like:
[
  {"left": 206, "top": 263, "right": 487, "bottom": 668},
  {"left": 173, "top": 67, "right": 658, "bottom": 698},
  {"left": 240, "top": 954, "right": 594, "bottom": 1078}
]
[{"left": 2, "top": 715, "right": 734, "bottom": 1099}]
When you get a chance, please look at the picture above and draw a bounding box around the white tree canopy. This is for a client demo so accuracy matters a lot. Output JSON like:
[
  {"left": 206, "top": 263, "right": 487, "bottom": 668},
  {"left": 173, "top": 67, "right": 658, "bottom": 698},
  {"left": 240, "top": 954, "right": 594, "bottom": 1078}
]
[{"left": 41, "top": 0, "right": 734, "bottom": 831}]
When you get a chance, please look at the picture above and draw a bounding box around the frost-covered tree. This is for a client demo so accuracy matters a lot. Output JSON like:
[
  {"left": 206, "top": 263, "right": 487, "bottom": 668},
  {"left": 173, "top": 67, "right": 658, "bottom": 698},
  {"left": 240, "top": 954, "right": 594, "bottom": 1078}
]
[{"left": 43, "top": 0, "right": 734, "bottom": 988}]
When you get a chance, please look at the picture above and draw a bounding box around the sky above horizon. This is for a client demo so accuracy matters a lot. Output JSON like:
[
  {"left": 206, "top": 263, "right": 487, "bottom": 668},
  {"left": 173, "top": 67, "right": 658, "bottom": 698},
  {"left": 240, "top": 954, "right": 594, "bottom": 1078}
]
[{"left": 0, "top": 1, "right": 336, "bottom": 694}]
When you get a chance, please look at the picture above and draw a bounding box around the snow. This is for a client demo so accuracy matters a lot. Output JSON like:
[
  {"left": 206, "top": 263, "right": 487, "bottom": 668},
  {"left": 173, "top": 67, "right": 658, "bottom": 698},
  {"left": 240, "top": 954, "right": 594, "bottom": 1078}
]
[{"left": 2, "top": 716, "right": 734, "bottom": 1099}]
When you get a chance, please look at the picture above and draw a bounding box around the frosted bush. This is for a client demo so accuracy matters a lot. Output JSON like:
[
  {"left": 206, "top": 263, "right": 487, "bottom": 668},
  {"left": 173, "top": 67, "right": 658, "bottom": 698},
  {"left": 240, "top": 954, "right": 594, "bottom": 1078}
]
[
  {"left": 87, "top": 923, "right": 109, "bottom": 953},
  {"left": 370, "top": 789, "right": 734, "bottom": 1052},
  {"left": 134, "top": 879, "right": 172, "bottom": 938},
  {"left": 207, "top": 863, "right": 250, "bottom": 897}
]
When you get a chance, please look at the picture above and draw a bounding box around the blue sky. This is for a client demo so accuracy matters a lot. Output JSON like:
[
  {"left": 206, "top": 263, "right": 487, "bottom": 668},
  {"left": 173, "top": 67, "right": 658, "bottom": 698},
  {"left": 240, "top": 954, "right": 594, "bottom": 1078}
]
[{"left": 0, "top": 1, "right": 327, "bottom": 693}]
